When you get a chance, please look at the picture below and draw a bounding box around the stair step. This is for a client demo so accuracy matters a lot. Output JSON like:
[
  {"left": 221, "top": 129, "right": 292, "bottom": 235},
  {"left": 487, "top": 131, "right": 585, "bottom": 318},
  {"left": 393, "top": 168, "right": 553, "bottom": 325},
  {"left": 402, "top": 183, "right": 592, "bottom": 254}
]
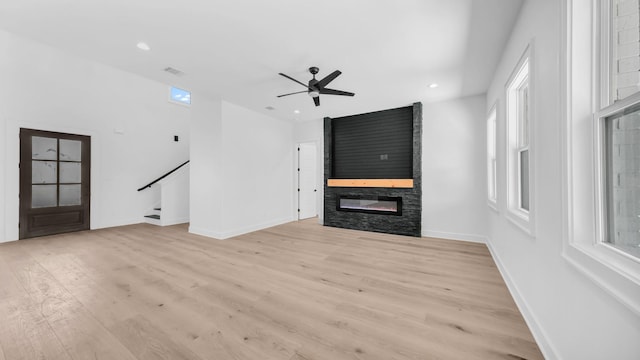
[
  {"left": 154, "top": 207, "right": 161, "bottom": 211},
  {"left": 145, "top": 214, "right": 161, "bottom": 220}
]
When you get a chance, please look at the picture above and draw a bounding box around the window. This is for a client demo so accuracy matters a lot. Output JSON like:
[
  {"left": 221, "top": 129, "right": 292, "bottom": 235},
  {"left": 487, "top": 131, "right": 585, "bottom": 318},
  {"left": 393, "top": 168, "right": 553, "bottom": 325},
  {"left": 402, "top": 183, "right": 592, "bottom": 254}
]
[
  {"left": 487, "top": 104, "right": 498, "bottom": 208},
  {"left": 563, "top": 0, "right": 640, "bottom": 315},
  {"left": 517, "top": 83, "right": 530, "bottom": 211},
  {"left": 506, "top": 47, "right": 534, "bottom": 234},
  {"left": 609, "top": 0, "right": 640, "bottom": 103},
  {"left": 169, "top": 86, "right": 191, "bottom": 105},
  {"left": 604, "top": 105, "right": 640, "bottom": 259},
  {"left": 599, "top": 0, "right": 640, "bottom": 261}
]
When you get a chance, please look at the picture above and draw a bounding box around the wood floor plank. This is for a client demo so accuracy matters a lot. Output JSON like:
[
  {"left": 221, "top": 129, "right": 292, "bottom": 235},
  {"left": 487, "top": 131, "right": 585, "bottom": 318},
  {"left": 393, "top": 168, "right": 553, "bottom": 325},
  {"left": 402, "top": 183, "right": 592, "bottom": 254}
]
[
  {"left": 110, "top": 315, "right": 202, "bottom": 360},
  {"left": 0, "top": 219, "right": 543, "bottom": 360},
  {"left": 0, "top": 249, "right": 28, "bottom": 300},
  {"left": 31, "top": 233, "right": 297, "bottom": 360},
  {"left": 0, "top": 294, "right": 71, "bottom": 360},
  {"left": 0, "top": 248, "right": 138, "bottom": 360}
]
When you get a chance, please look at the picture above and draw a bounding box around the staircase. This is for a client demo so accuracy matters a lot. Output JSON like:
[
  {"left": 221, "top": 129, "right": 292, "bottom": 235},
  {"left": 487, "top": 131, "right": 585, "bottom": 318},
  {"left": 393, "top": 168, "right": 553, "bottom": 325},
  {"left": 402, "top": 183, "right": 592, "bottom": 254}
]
[
  {"left": 144, "top": 207, "right": 162, "bottom": 224},
  {"left": 139, "top": 161, "right": 190, "bottom": 226}
]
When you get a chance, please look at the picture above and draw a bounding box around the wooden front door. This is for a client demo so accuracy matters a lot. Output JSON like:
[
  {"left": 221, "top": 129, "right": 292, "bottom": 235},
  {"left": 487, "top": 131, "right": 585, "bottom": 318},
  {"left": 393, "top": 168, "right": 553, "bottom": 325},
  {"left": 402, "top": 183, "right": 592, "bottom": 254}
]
[{"left": 19, "top": 128, "right": 91, "bottom": 239}]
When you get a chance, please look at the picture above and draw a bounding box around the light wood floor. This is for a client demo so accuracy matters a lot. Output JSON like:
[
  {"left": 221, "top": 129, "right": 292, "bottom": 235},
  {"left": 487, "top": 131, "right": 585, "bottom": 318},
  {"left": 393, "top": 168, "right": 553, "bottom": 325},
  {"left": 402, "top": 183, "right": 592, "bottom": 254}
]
[{"left": 0, "top": 219, "right": 543, "bottom": 360}]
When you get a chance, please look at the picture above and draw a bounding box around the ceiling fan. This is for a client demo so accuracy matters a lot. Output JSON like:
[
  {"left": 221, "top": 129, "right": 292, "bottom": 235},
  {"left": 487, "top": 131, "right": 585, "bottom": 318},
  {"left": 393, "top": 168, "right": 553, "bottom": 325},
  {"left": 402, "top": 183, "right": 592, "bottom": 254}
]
[{"left": 277, "top": 67, "right": 355, "bottom": 106}]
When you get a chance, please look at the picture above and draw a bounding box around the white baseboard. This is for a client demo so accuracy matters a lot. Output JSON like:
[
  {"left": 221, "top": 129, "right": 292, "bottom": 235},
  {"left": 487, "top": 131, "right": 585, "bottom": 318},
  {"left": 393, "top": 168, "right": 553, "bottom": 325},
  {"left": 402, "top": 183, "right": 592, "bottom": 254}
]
[
  {"left": 486, "top": 240, "right": 561, "bottom": 360},
  {"left": 190, "top": 216, "right": 294, "bottom": 240},
  {"left": 216, "top": 217, "right": 294, "bottom": 239},
  {"left": 96, "top": 216, "right": 188, "bottom": 229},
  {"left": 188, "top": 226, "right": 225, "bottom": 240},
  {"left": 143, "top": 217, "right": 162, "bottom": 226},
  {"left": 161, "top": 217, "right": 189, "bottom": 226},
  {"left": 422, "top": 229, "right": 487, "bottom": 243},
  {"left": 93, "top": 217, "right": 142, "bottom": 230}
]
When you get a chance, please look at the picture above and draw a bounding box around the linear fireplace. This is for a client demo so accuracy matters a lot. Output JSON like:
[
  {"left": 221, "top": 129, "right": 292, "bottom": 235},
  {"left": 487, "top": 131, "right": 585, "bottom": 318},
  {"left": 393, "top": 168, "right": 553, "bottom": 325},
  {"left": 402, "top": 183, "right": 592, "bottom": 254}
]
[
  {"left": 337, "top": 195, "right": 402, "bottom": 216},
  {"left": 324, "top": 103, "right": 422, "bottom": 237}
]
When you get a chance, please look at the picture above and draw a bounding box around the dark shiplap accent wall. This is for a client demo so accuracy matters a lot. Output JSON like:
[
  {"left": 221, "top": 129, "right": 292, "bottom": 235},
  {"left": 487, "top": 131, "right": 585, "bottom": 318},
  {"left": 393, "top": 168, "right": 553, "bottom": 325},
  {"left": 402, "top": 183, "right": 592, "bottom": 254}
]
[
  {"left": 324, "top": 103, "right": 422, "bottom": 237},
  {"left": 332, "top": 106, "right": 413, "bottom": 179}
]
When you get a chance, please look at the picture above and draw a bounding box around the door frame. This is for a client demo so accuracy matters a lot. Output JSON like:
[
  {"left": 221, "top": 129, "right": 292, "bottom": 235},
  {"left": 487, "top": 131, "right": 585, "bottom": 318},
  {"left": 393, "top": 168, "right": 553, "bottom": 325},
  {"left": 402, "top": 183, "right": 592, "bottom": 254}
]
[{"left": 19, "top": 128, "right": 91, "bottom": 239}]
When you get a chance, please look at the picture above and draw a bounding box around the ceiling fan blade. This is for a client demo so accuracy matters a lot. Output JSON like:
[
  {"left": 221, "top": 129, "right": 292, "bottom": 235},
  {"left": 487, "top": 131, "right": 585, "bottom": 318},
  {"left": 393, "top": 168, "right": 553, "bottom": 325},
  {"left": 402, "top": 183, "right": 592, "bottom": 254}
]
[
  {"left": 277, "top": 90, "right": 309, "bottom": 98},
  {"left": 279, "top": 73, "right": 312, "bottom": 90},
  {"left": 316, "top": 70, "right": 342, "bottom": 88},
  {"left": 319, "top": 88, "right": 355, "bottom": 97},
  {"left": 313, "top": 96, "right": 320, "bottom": 107}
]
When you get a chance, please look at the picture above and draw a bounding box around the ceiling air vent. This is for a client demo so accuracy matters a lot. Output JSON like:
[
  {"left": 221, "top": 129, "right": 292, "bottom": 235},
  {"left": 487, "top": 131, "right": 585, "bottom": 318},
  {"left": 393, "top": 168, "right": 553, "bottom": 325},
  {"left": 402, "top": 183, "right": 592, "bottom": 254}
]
[{"left": 163, "top": 67, "right": 185, "bottom": 76}]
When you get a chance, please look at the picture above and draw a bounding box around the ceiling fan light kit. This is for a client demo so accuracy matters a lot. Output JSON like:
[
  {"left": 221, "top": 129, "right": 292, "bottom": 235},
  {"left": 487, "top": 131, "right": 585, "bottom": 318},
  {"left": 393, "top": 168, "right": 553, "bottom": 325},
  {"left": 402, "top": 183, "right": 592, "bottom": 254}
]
[{"left": 277, "top": 66, "right": 354, "bottom": 106}]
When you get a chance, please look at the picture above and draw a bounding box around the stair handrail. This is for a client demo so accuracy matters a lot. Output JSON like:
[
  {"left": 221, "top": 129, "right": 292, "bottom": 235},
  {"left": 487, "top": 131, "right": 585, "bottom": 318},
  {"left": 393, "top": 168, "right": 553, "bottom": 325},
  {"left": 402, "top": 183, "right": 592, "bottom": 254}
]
[{"left": 137, "top": 160, "right": 190, "bottom": 191}]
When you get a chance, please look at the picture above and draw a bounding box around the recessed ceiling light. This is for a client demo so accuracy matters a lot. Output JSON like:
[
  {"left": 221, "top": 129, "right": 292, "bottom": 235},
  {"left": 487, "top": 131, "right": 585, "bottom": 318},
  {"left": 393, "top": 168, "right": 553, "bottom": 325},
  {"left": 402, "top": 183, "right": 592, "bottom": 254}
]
[
  {"left": 429, "top": 83, "right": 439, "bottom": 88},
  {"left": 294, "top": 110, "right": 300, "bottom": 114},
  {"left": 137, "top": 42, "right": 151, "bottom": 51}
]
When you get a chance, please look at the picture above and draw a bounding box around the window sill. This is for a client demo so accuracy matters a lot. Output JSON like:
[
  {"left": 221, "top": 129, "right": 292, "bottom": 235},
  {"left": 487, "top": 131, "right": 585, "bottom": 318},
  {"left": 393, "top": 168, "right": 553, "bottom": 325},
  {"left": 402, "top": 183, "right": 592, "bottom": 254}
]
[
  {"left": 488, "top": 200, "right": 499, "bottom": 213},
  {"left": 506, "top": 208, "right": 535, "bottom": 237},
  {"left": 563, "top": 242, "right": 640, "bottom": 316}
]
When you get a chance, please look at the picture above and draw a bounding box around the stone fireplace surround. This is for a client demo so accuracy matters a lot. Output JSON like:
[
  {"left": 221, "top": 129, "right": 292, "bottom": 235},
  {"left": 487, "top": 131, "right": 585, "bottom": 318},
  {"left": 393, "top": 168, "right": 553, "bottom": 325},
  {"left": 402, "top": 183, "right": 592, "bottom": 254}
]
[{"left": 323, "top": 103, "right": 422, "bottom": 237}]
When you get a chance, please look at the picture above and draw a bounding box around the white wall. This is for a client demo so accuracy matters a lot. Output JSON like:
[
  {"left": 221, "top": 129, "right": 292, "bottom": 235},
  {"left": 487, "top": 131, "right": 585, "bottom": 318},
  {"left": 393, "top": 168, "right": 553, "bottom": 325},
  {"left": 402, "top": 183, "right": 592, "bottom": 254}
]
[
  {"left": 189, "top": 96, "right": 224, "bottom": 238},
  {"left": 486, "top": 0, "right": 640, "bottom": 359},
  {"left": 190, "top": 99, "right": 294, "bottom": 239},
  {"left": 0, "top": 105, "right": 5, "bottom": 242},
  {"left": 220, "top": 101, "right": 294, "bottom": 236},
  {"left": 293, "top": 99, "right": 489, "bottom": 242},
  {"left": 0, "top": 29, "right": 190, "bottom": 242},
  {"left": 159, "top": 163, "right": 190, "bottom": 226},
  {"left": 422, "top": 95, "right": 488, "bottom": 242}
]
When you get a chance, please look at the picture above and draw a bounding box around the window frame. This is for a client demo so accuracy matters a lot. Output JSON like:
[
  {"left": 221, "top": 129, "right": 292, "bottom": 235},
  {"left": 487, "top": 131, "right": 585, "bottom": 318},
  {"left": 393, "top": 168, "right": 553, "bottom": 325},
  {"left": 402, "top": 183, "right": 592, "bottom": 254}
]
[
  {"left": 596, "top": 0, "right": 640, "bottom": 262},
  {"left": 601, "top": 102, "right": 640, "bottom": 259},
  {"left": 487, "top": 103, "right": 498, "bottom": 210},
  {"left": 505, "top": 45, "right": 535, "bottom": 235},
  {"left": 562, "top": 0, "right": 640, "bottom": 316},
  {"left": 168, "top": 86, "right": 192, "bottom": 106},
  {"left": 595, "top": 97, "right": 640, "bottom": 260}
]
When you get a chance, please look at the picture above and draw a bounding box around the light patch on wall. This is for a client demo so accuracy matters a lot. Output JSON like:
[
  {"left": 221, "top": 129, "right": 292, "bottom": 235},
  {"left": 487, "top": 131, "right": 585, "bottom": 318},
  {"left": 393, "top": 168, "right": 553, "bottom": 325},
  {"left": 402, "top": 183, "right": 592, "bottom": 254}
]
[{"left": 170, "top": 87, "right": 191, "bottom": 105}]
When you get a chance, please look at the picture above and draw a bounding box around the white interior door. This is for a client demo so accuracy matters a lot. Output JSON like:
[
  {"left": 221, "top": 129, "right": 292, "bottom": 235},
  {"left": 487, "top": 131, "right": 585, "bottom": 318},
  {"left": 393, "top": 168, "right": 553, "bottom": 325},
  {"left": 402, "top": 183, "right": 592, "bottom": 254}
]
[{"left": 298, "top": 142, "right": 317, "bottom": 220}]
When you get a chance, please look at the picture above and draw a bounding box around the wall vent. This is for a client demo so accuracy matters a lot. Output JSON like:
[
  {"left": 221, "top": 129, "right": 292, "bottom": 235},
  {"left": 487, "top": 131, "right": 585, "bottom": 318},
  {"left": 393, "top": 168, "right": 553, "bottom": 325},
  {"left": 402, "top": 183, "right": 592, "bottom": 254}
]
[{"left": 163, "top": 67, "right": 185, "bottom": 76}]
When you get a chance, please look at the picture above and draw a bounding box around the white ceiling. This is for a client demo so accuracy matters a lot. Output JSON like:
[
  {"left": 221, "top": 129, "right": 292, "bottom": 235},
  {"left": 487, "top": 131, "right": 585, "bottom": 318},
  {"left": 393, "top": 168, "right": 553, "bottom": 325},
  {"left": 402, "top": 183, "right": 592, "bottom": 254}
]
[{"left": 0, "top": 0, "right": 523, "bottom": 122}]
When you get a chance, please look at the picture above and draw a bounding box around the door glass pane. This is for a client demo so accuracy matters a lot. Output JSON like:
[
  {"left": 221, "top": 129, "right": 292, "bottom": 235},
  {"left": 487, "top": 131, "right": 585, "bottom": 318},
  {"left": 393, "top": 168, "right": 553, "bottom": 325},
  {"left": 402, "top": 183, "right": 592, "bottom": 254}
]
[
  {"left": 59, "top": 184, "right": 81, "bottom": 206},
  {"left": 32, "top": 161, "right": 57, "bottom": 184},
  {"left": 60, "top": 162, "right": 81, "bottom": 183},
  {"left": 32, "top": 185, "right": 57, "bottom": 208},
  {"left": 59, "top": 139, "right": 82, "bottom": 161},
  {"left": 32, "top": 136, "right": 57, "bottom": 160}
]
